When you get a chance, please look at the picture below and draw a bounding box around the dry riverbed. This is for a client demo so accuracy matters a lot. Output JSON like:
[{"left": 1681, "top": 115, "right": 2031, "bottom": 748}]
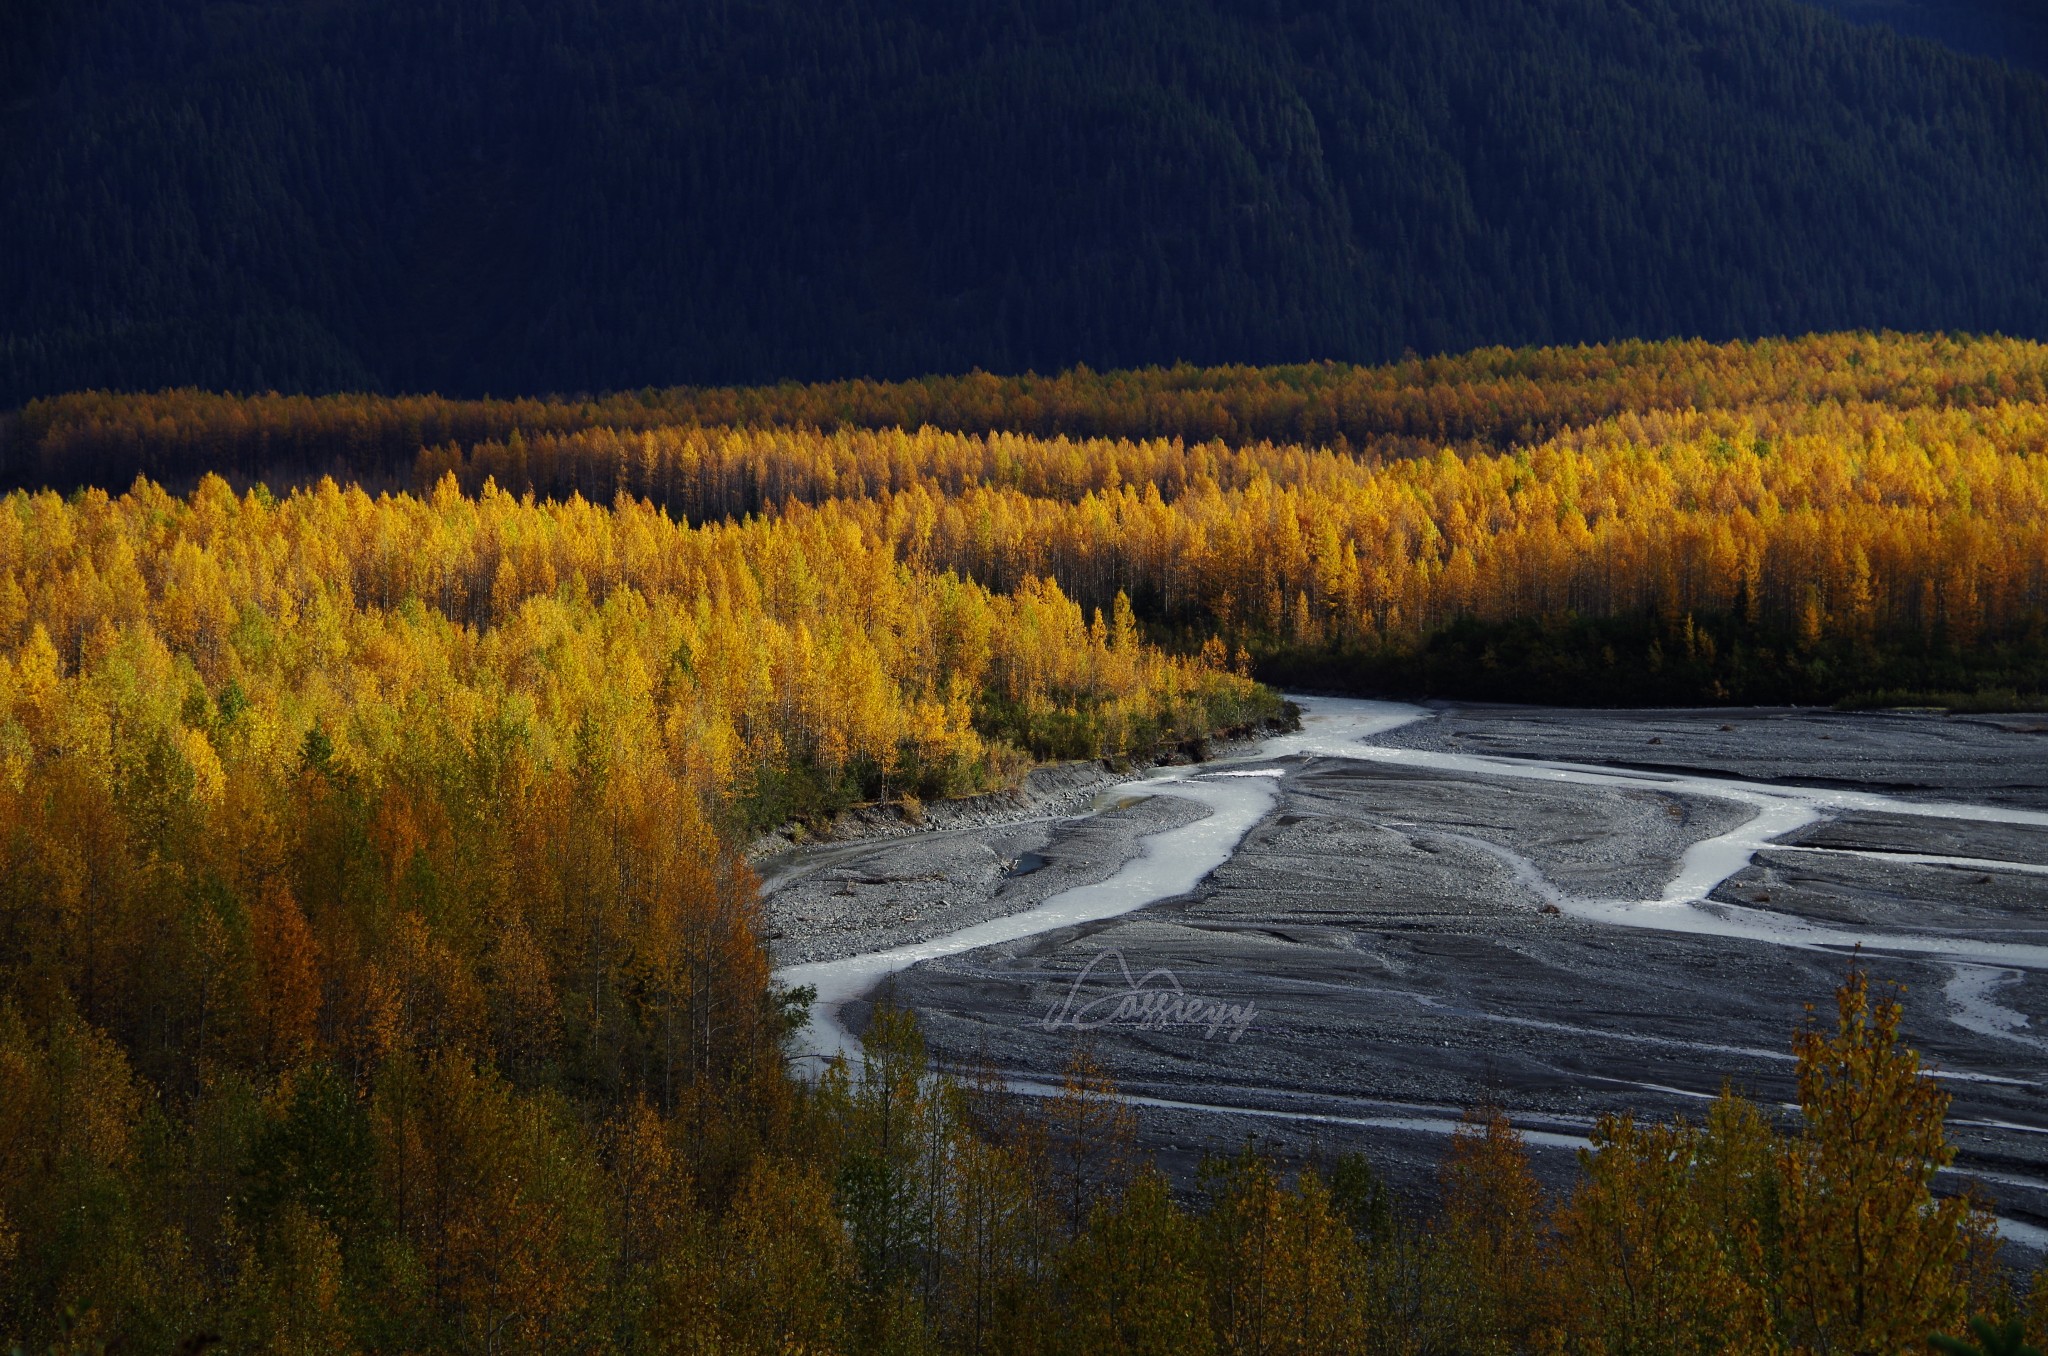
[{"left": 760, "top": 700, "right": 2048, "bottom": 1254}]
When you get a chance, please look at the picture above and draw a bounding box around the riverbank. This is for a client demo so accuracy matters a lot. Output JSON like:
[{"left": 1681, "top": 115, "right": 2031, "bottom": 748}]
[
  {"left": 753, "top": 720, "right": 1297, "bottom": 966},
  {"left": 747, "top": 714, "right": 1302, "bottom": 869}
]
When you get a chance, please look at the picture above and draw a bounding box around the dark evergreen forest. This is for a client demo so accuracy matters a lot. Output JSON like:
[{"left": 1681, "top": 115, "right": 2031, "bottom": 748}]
[
  {"left": 3, "top": 0, "right": 2047, "bottom": 404},
  {"left": 1804, "top": 0, "right": 2048, "bottom": 74}
]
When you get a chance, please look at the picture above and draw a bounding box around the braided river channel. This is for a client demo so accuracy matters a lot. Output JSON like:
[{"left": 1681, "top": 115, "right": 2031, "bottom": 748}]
[{"left": 768, "top": 697, "right": 2048, "bottom": 1253}]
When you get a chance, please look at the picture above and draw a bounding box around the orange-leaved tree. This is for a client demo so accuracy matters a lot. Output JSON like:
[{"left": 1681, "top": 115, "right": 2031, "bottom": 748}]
[{"left": 1778, "top": 968, "right": 2000, "bottom": 1355}]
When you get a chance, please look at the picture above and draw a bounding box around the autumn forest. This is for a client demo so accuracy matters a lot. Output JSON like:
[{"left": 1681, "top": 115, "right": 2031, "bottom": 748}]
[{"left": 0, "top": 334, "right": 2044, "bottom": 1351}]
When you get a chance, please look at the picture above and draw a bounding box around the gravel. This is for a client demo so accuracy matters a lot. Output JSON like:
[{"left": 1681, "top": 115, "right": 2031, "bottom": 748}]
[{"left": 766, "top": 702, "right": 2048, "bottom": 1252}]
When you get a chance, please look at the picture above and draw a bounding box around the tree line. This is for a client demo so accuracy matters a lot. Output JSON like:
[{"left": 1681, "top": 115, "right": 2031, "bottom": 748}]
[
  {"left": 21, "top": 336, "right": 2046, "bottom": 705},
  {"left": 12, "top": 333, "right": 2048, "bottom": 489}
]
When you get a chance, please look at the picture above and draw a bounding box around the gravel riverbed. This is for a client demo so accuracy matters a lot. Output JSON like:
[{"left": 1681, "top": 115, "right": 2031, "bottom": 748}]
[{"left": 760, "top": 700, "right": 2048, "bottom": 1254}]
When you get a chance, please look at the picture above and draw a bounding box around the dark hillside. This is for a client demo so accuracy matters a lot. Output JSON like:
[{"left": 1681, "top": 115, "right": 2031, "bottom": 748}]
[
  {"left": 4, "top": 0, "right": 2048, "bottom": 403},
  {"left": 1801, "top": 0, "right": 2048, "bottom": 74}
]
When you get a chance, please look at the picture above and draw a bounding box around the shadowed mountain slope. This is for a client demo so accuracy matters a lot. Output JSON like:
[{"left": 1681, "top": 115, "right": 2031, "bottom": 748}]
[{"left": 3, "top": 0, "right": 2047, "bottom": 403}]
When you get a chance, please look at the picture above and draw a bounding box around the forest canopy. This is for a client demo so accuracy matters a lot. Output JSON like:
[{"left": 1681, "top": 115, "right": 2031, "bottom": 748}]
[{"left": 12, "top": 333, "right": 2047, "bottom": 708}]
